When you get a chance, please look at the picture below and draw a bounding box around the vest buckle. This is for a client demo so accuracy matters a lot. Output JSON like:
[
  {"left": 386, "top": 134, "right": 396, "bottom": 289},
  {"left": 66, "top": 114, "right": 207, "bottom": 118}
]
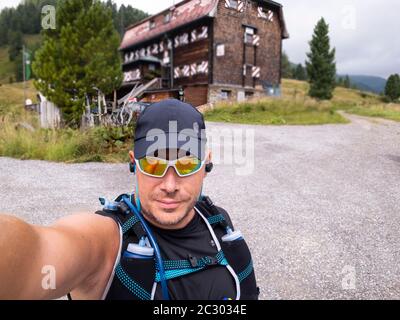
[{"left": 188, "top": 254, "right": 198, "bottom": 268}]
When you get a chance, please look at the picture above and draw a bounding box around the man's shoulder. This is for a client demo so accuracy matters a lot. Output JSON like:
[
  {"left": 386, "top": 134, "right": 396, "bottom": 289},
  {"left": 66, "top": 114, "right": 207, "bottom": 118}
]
[{"left": 214, "top": 205, "right": 234, "bottom": 229}]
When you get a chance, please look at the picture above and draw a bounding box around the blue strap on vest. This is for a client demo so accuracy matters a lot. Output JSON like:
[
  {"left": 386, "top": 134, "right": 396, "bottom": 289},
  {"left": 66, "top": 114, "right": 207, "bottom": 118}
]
[
  {"left": 121, "top": 215, "right": 140, "bottom": 234},
  {"left": 154, "top": 250, "right": 229, "bottom": 282},
  {"left": 207, "top": 214, "right": 226, "bottom": 225},
  {"left": 115, "top": 263, "right": 152, "bottom": 300},
  {"left": 238, "top": 260, "right": 254, "bottom": 283},
  {"left": 115, "top": 257, "right": 255, "bottom": 299}
]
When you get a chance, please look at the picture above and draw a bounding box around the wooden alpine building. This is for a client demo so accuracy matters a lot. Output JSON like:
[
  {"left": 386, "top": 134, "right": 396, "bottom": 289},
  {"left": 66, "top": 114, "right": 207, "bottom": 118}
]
[{"left": 119, "top": 0, "right": 289, "bottom": 106}]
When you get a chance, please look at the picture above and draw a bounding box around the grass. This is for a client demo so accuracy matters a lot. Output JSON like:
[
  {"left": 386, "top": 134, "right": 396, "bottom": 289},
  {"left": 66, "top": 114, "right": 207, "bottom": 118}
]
[
  {"left": 205, "top": 79, "right": 400, "bottom": 125},
  {"left": 0, "top": 124, "right": 132, "bottom": 163},
  {"left": 0, "top": 80, "right": 132, "bottom": 163},
  {"left": 0, "top": 34, "right": 42, "bottom": 84},
  {"left": 204, "top": 98, "right": 349, "bottom": 125},
  {"left": 1, "top": 78, "right": 399, "bottom": 163},
  {"left": 346, "top": 105, "right": 400, "bottom": 122},
  {"left": 0, "top": 47, "right": 15, "bottom": 84},
  {"left": 0, "top": 80, "right": 38, "bottom": 106}
]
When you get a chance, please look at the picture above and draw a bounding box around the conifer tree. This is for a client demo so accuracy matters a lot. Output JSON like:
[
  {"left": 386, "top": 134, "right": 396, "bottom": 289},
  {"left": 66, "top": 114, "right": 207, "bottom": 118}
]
[
  {"left": 294, "top": 63, "right": 307, "bottom": 81},
  {"left": 385, "top": 74, "right": 400, "bottom": 102},
  {"left": 344, "top": 75, "right": 351, "bottom": 88},
  {"left": 306, "top": 18, "right": 337, "bottom": 100},
  {"left": 281, "top": 51, "right": 293, "bottom": 79},
  {"left": 33, "top": 0, "right": 122, "bottom": 127}
]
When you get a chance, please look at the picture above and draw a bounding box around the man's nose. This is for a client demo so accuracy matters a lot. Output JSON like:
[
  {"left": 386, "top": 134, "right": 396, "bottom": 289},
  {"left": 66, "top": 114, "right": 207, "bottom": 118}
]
[{"left": 160, "top": 167, "right": 179, "bottom": 193}]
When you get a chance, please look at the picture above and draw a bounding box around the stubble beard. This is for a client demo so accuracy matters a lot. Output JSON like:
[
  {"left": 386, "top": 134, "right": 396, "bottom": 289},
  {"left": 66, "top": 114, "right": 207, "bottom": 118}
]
[{"left": 142, "top": 197, "right": 197, "bottom": 228}]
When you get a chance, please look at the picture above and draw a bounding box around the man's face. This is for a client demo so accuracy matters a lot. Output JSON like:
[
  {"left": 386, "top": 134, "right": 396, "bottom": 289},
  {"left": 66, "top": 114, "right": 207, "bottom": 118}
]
[{"left": 129, "top": 149, "right": 211, "bottom": 229}]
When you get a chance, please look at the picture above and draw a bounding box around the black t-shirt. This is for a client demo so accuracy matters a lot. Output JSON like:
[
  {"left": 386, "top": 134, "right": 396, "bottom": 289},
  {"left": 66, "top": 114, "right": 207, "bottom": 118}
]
[{"left": 148, "top": 213, "right": 237, "bottom": 300}]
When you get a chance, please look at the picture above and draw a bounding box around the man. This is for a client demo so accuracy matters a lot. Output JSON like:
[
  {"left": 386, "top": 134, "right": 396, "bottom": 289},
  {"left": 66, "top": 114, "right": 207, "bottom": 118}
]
[{"left": 0, "top": 99, "right": 258, "bottom": 300}]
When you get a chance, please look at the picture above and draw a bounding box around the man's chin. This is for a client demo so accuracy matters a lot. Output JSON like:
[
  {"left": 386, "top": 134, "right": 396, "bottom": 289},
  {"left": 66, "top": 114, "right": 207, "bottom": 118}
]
[
  {"left": 153, "top": 210, "right": 186, "bottom": 226},
  {"left": 143, "top": 206, "right": 191, "bottom": 227}
]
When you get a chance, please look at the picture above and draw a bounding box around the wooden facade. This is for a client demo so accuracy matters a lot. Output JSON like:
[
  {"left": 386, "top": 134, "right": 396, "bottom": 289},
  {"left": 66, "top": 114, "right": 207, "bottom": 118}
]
[{"left": 119, "top": 0, "right": 288, "bottom": 106}]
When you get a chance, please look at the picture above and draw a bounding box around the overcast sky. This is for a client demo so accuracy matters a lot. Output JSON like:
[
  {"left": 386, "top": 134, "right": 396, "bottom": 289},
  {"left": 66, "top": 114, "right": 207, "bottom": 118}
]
[{"left": 1, "top": 0, "right": 399, "bottom": 79}]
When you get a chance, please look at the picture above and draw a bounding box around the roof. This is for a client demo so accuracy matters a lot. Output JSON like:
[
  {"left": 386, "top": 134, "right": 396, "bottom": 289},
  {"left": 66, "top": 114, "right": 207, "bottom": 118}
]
[
  {"left": 120, "top": 0, "right": 219, "bottom": 50},
  {"left": 120, "top": 0, "right": 288, "bottom": 50}
]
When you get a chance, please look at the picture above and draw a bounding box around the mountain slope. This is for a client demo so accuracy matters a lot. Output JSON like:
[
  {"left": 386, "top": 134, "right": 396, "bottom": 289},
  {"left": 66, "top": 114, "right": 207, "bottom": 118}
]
[{"left": 346, "top": 75, "right": 387, "bottom": 94}]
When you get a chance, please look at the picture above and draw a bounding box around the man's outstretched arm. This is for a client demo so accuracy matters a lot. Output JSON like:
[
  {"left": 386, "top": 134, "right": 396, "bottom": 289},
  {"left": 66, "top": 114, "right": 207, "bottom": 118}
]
[{"left": 0, "top": 213, "right": 120, "bottom": 300}]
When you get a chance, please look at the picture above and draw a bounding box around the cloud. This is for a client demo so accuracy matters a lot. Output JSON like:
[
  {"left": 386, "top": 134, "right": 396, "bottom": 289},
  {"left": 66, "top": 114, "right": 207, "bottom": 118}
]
[{"left": 280, "top": 0, "right": 400, "bottom": 78}]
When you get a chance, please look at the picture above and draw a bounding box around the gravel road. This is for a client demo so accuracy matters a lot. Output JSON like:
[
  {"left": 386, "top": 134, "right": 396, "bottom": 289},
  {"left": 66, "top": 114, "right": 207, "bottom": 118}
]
[{"left": 1, "top": 112, "right": 399, "bottom": 299}]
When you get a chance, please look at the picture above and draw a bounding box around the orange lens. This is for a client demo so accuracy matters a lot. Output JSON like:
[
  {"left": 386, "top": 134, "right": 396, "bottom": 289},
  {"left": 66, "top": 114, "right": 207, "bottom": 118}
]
[
  {"left": 138, "top": 156, "right": 202, "bottom": 177},
  {"left": 175, "top": 156, "right": 201, "bottom": 176},
  {"left": 138, "top": 157, "right": 168, "bottom": 176}
]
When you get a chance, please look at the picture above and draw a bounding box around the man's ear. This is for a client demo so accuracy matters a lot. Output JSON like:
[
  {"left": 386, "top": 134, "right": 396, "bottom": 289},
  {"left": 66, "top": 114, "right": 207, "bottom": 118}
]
[
  {"left": 129, "top": 151, "right": 135, "bottom": 173},
  {"left": 129, "top": 150, "right": 135, "bottom": 163},
  {"left": 205, "top": 150, "right": 213, "bottom": 174}
]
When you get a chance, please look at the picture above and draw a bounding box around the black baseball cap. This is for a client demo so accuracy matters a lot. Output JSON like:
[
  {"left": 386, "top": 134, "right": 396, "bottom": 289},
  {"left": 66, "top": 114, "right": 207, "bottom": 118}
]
[{"left": 134, "top": 99, "right": 207, "bottom": 160}]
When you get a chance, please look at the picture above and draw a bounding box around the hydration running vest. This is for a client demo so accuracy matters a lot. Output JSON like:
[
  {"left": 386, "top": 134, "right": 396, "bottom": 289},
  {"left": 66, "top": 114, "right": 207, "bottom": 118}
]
[{"left": 95, "top": 193, "right": 259, "bottom": 300}]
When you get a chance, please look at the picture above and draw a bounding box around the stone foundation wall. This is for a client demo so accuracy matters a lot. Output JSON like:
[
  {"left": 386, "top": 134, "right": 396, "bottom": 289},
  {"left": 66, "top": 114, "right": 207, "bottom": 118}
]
[{"left": 208, "top": 84, "right": 266, "bottom": 104}]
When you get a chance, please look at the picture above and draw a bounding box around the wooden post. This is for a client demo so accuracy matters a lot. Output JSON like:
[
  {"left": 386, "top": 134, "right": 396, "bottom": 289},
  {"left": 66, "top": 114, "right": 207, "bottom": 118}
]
[
  {"left": 170, "top": 37, "right": 174, "bottom": 88},
  {"left": 98, "top": 91, "right": 102, "bottom": 123},
  {"left": 113, "top": 90, "right": 117, "bottom": 112},
  {"left": 253, "top": 37, "right": 257, "bottom": 88},
  {"left": 242, "top": 32, "right": 246, "bottom": 88},
  {"left": 22, "top": 45, "right": 26, "bottom": 108}
]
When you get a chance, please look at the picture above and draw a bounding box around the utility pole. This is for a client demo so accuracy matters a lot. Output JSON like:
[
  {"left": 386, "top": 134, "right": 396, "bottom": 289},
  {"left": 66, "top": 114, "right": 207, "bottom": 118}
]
[{"left": 22, "top": 45, "right": 26, "bottom": 108}]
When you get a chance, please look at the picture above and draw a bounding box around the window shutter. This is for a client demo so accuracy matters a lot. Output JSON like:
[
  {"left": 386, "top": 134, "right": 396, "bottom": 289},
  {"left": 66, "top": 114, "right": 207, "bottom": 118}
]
[
  {"left": 191, "top": 63, "right": 198, "bottom": 76},
  {"left": 174, "top": 36, "right": 180, "bottom": 48},
  {"left": 191, "top": 29, "right": 197, "bottom": 42},
  {"left": 252, "top": 66, "right": 261, "bottom": 78},
  {"left": 258, "top": 7, "right": 274, "bottom": 21},
  {"left": 174, "top": 67, "right": 181, "bottom": 79},
  {"left": 237, "top": 0, "right": 245, "bottom": 13},
  {"left": 152, "top": 44, "right": 158, "bottom": 55},
  {"left": 253, "top": 35, "right": 260, "bottom": 46},
  {"left": 198, "top": 26, "right": 208, "bottom": 39},
  {"left": 198, "top": 61, "right": 209, "bottom": 74},
  {"left": 182, "top": 65, "right": 190, "bottom": 77}
]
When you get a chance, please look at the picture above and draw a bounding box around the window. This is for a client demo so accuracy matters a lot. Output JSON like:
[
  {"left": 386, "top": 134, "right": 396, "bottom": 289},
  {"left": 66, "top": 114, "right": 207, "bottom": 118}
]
[
  {"left": 163, "top": 51, "right": 170, "bottom": 64},
  {"left": 244, "top": 27, "right": 255, "bottom": 44},
  {"left": 149, "top": 20, "right": 156, "bottom": 29},
  {"left": 258, "top": 6, "right": 274, "bottom": 21},
  {"left": 216, "top": 44, "right": 225, "bottom": 57},
  {"left": 164, "top": 12, "right": 171, "bottom": 23},
  {"left": 243, "top": 64, "right": 254, "bottom": 77},
  {"left": 225, "top": 0, "right": 245, "bottom": 12},
  {"left": 220, "top": 90, "right": 232, "bottom": 100},
  {"left": 226, "top": 0, "right": 238, "bottom": 10},
  {"left": 245, "top": 91, "right": 254, "bottom": 99}
]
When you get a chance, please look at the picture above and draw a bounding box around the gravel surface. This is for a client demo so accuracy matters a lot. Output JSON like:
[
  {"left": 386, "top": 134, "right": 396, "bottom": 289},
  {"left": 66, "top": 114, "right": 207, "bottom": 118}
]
[{"left": 1, "top": 112, "right": 399, "bottom": 300}]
